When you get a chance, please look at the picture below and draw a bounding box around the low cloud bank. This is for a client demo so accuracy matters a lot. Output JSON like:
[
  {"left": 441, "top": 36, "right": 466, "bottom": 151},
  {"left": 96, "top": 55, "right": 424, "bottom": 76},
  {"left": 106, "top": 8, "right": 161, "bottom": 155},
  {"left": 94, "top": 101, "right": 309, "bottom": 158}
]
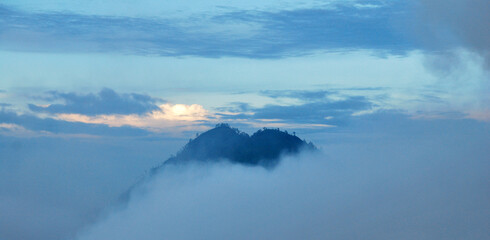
[
  {"left": 76, "top": 128, "right": 490, "bottom": 240},
  {"left": 0, "top": 135, "right": 185, "bottom": 240}
]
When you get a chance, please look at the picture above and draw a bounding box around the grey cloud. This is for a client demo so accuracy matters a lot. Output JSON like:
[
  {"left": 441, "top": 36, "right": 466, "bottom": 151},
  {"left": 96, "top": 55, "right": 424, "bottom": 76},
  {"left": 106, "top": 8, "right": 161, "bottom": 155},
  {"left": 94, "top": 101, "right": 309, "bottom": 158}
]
[
  {"left": 28, "top": 88, "right": 160, "bottom": 116},
  {"left": 215, "top": 102, "right": 251, "bottom": 113},
  {"left": 220, "top": 96, "right": 373, "bottom": 126},
  {"left": 254, "top": 97, "right": 371, "bottom": 123},
  {"left": 413, "top": 0, "right": 490, "bottom": 68},
  {"left": 0, "top": 2, "right": 415, "bottom": 58},
  {"left": 260, "top": 90, "right": 332, "bottom": 101}
]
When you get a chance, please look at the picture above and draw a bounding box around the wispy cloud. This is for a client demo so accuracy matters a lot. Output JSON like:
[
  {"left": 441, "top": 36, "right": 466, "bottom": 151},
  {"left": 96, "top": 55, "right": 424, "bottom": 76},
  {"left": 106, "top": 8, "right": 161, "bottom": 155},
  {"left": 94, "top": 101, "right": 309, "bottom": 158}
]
[
  {"left": 260, "top": 90, "right": 332, "bottom": 101},
  {"left": 29, "top": 88, "right": 160, "bottom": 116},
  {"left": 20, "top": 89, "right": 374, "bottom": 133},
  {"left": 218, "top": 92, "right": 374, "bottom": 128},
  {"left": 0, "top": 2, "right": 414, "bottom": 58},
  {"left": 6, "top": 87, "right": 485, "bottom": 137},
  {"left": 54, "top": 103, "right": 212, "bottom": 133},
  {"left": 0, "top": 110, "right": 150, "bottom": 137}
]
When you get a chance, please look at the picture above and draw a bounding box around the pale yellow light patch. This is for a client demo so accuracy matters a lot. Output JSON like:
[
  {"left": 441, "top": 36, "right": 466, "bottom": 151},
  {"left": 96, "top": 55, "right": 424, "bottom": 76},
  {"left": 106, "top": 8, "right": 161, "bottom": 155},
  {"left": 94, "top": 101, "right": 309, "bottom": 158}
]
[
  {"left": 170, "top": 104, "right": 187, "bottom": 116},
  {"left": 55, "top": 103, "right": 212, "bottom": 132},
  {"left": 53, "top": 102, "right": 340, "bottom": 133},
  {"left": 156, "top": 104, "right": 209, "bottom": 121}
]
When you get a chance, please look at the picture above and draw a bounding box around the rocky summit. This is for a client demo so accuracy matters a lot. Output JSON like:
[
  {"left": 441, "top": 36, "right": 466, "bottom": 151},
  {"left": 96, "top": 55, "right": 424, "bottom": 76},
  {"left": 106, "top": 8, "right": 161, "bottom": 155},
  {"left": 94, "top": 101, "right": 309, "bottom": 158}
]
[{"left": 152, "top": 123, "right": 316, "bottom": 173}]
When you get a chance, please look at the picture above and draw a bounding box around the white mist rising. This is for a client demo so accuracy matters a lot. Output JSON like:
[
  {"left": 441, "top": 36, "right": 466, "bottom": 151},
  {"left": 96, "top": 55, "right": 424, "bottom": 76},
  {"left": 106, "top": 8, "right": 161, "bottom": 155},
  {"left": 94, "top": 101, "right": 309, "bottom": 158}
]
[{"left": 75, "top": 133, "right": 489, "bottom": 240}]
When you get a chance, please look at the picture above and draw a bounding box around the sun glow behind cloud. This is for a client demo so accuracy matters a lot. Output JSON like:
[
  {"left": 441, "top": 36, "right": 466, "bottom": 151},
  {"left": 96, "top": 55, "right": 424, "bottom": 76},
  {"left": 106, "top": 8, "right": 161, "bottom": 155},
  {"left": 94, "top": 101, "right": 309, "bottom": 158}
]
[
  {"left": 54, "top": 103, "right": 210, "bottom": 132},
  {"left": 52, "top": 102, "right": 338, "bottom": 133}
]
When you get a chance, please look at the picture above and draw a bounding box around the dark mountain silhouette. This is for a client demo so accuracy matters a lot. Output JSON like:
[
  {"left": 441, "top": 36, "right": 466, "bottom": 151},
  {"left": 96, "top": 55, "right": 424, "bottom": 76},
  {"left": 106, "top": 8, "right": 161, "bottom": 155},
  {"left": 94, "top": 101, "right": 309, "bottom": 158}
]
[
  {"left": 120, "top": 124, "right": 316, "bottom": 202},
  {"left": 152, "top": 123, "right": 316, "bottom": 173}
]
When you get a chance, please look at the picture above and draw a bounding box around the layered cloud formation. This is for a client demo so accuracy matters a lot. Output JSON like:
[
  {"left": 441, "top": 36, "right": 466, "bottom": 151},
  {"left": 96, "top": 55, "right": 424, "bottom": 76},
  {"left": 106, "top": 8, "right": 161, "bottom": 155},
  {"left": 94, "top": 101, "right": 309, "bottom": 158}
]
[
  {"left": 2, "top": 86, "right": 488, "bottom": 139},
  {"left": 2, "top": 0, "right": 488, "bottom": 63},
  {"left": 1, "top": 88, "right": 383, "bottom": 137},
  {"left": 1, "top": 89, "right": 213, "bottom": 136}
]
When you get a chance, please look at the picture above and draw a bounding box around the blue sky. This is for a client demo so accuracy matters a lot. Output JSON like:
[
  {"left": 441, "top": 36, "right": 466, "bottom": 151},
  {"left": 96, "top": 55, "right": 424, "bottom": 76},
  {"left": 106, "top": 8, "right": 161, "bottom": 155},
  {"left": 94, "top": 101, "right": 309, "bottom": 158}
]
[
  {"left": 0, "top": 1, "right": 489, "bottom": 240},
  {"left": 1, "top": 0, "right": 488, "bottom": 128}
]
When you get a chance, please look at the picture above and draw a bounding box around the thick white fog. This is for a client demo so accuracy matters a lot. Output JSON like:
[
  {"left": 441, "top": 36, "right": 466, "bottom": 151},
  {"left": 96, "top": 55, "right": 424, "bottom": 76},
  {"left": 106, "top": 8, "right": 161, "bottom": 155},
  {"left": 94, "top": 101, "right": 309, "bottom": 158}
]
[
  {"left": 1, "top": 115, "right": 489, "bottom": 240},
  {"left": 75, "top": 119, "right": 490, "bottom": 240},
  {"left": 0, "top": 136, "right": 184, "bottom": 240}
]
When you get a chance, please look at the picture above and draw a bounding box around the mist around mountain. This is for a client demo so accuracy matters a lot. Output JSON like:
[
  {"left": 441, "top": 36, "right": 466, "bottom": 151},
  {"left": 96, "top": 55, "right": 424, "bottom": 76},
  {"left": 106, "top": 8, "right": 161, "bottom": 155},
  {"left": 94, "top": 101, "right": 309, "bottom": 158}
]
[
  {"left": 74, "top": 117, "right": 490, "bottom": 240},
  {"left": 152, "top": 123, "right": 316, "bottom": 172},
  {"left": 118, "top": 124, "right": 315, "bottom": 202}
]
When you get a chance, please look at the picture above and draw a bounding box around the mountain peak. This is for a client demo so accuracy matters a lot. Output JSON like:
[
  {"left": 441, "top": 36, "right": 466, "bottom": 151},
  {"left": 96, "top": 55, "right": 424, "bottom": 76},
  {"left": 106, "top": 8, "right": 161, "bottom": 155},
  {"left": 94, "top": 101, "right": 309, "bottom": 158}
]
[
  {"left": 118, "top": 124, "right": 317, "bottom": 202},
  {"left": 153, "top": 124, "right": 316, "bottom": 173}
]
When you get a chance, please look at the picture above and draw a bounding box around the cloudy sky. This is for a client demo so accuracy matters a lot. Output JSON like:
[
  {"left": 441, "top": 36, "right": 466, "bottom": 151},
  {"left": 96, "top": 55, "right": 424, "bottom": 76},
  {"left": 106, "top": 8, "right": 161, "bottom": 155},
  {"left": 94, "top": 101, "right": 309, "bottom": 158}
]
[{"left": 1, "top": 1, "right": 489, "bottom": 240}]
